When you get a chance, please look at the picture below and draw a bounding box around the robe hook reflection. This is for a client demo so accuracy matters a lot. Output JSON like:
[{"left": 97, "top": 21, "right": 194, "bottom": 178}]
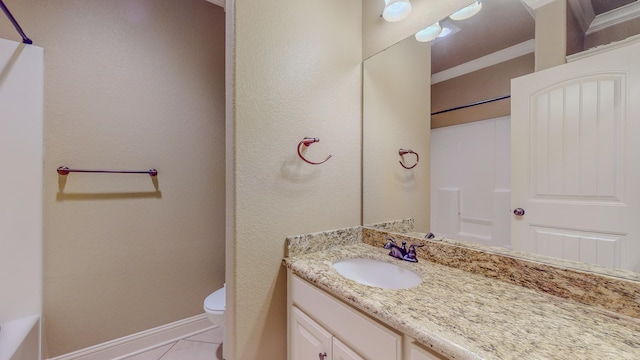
[
  {"left": 399, "top": 149, "right": 419, "bottom": 169},
  {"left": 297, "top": 137, "right": 332, "bottom": 165}
]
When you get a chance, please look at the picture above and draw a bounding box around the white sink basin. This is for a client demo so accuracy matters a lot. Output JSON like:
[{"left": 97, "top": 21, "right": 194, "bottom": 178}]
[{"left": 332, "top": 258, "right": 422, "bottom": 289}]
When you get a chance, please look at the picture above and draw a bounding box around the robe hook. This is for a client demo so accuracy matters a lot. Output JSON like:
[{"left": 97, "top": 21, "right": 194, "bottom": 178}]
[
  {"left": 297, "top": 137, "right": 332, "bottom": 165},
  {"left": 399, "top": 149, "right": 419, "bottom": 169}
]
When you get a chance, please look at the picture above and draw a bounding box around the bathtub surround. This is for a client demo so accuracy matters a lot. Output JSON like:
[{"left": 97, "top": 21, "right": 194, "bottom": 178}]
[
  {"left": 429, "top": 117, "right": 511, "bottom": 248},
  {"left": 0, "top": 38, "right": 44, "bottom": 359},
  {"left": 285, "top": 222, "right": 640, "bottom": 359},
  {"left": 0, "top": 315, "right": 41, "bottom": 360}
]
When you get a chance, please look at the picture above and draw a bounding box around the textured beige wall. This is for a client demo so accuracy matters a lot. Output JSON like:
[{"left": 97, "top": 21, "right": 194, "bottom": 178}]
[
  {"left": 362, "top": 0, "right": 473, "bottom": 59},
  {"left": 535, "top": 0, "right": 567, "bottom": 71},
  {"left": 431, "top": 54, "right": 535, "bottom": 128},
  {"left": 0, "top": 0, "right": 225, "bottom": 357},
  {"left": 585, "top": 18, "right": 640, "bottom": 50},
  {"left": 362, "top": 37, "right": 431, "bottom": 232},
  {"left": 229, "top": 0, "right": 362, "bottom": 358}
]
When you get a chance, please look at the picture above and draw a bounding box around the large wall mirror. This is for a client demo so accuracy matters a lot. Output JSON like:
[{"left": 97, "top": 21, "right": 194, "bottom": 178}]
[{"left": 363, "top": 0, "right": 640, "bottom": 278}]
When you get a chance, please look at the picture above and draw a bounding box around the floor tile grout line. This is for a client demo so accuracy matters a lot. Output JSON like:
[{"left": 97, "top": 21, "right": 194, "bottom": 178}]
[
  {"left": 123, "top": 328, "right": 223, "bottom": 359},
  {"left": 157, "top": 341, "right": 178, "bottom": 360}
]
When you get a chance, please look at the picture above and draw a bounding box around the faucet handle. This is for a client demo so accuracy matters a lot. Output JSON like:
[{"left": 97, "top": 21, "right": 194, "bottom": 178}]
[{"left": 403, "top": 243, "right": 425, "bottom": 263}]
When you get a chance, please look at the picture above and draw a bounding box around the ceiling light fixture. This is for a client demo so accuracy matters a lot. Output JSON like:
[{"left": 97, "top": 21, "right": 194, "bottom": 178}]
[
  {"left": 415, "top": 22, "right": 442, "bottom": 43},
  {"left": 383, "top": 0, "right": 412, "bottom": 22},
  {"left": 449, "top": 0, "right": 482, "bottom": 21},
  {"left": 437, "top": 20, "right": 460, "bottom": 39},
  {"left": 438, "top": 27, "right": 452, "bottom": 38}
]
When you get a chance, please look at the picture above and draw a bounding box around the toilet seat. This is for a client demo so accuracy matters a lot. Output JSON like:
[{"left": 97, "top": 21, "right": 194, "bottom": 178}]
[{"left": 204, "top": 285, "right": 225, "bottom": 313}]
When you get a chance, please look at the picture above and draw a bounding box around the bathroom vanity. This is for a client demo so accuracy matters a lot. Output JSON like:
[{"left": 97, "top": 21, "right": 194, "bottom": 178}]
[
  {"left": 289, "top": 274, "right": 403, "bottom": 360},
  {"left": 284, "top": 223, "right": 640, "bottom": 360}
]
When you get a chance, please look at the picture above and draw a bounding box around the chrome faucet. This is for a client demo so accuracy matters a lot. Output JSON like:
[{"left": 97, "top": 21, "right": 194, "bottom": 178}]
[
  {"left": 384, "top": 236, "right": 406, "bottom": 260},
  {"left": 402, "top": 243, "right": 424, "bottom": 262},
  {"left": 383, "top": 236, "right": 424, "bottom": 263}
]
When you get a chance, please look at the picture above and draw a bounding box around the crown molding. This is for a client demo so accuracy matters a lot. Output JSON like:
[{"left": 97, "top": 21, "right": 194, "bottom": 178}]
[
  {"left": 567, "top": 0, "right": 596, "bottom": 32},
  {"left": 586, "top": 1, "right": 640, "bottom": 35},
  {"left": 519, "top": 0, "right": 557, "bottom": 11},
  {"left": 431, "top": 39, "right": 535, "bottom": 84},
  {"left": 567, "top": 33, "right": 640, "bottom": 62}
]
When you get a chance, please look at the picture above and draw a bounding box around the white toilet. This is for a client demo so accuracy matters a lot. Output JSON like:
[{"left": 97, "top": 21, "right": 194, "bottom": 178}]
[{"left": 204, "top": 284, "right": 225, "bottom": 328}]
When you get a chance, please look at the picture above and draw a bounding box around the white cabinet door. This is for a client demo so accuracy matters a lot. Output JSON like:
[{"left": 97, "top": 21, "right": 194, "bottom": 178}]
[
  {"left": 290, "top": 306, "right": 332, "bottom": 360},
  {"left": 332, "top": 338, "right": 364, "bottom": 360},
  {"left": 290, "top": 273, "right": 402, "bottom": 360},
  {"left": 511, "top": 39, "right": 640, "bottom": 271},
  {"left": 408, "top": 343, "right": 446, "bottom": 360}
]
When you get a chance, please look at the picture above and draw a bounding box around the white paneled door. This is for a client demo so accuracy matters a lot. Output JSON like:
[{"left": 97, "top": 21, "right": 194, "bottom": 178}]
[{"left": 511, "top": 39, "right": 640, "bottom": 271}]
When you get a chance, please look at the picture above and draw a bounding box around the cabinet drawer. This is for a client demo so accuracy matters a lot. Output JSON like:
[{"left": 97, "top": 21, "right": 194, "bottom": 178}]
[{"left": 290, "top": 273, "right": 401, "bottom": 360}]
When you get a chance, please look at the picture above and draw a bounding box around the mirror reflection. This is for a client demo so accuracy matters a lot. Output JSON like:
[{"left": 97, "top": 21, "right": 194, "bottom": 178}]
[{"left": 363, "top": 0, "right": 640, "bottom": 277}]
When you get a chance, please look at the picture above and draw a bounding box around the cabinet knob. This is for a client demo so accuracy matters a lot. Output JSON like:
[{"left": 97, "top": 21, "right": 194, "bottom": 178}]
[
  {"left": 319, "top": 352, "right": 327, "bottom": 360},
  {"left": 513, "top": 208, "right": 525, "bottom": 216}
]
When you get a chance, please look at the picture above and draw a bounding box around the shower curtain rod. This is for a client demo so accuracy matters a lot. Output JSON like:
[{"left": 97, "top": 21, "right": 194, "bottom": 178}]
[
  {"left": 431, "top": 95, "right": 510, "bottom": 116},
  {"left": 0, "top": 0, "right": 32, "bottom": 44}
]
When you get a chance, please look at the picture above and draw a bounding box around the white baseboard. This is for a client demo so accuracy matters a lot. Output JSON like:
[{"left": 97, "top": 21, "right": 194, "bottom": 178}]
[{"left": 47, "top": 314, "right": 215, "bottom": 360}]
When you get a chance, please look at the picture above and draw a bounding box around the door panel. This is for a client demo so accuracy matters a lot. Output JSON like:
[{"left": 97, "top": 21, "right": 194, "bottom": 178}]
[
  {"left": 333, "top": 338, "right": 364, "bottom": 360},
  {"left": 530, "top": 75, "right": 624, "bottom": 201},
  {"left": 290, "top": 307, "right": 331, "bottom": 360},
  {"left": 530, "top": 225, "right": 622, "bottom": 268},
  {"left": 512, "top": 39, "right": 640, "bottom": 271}
]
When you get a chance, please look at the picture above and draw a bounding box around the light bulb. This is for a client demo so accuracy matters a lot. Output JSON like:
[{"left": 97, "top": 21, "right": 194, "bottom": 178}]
[
  {"left": 438, "top": 27, "right": 453, "bottom": 38},
  {"left": 383, "top": 0, "right": 412, "bottom": 22},
  {"left": 449, "top": 1, "right": 482, "bottom": 21},
  {"left": 415, "top": 22, "right": 442, "bottom": 43}
]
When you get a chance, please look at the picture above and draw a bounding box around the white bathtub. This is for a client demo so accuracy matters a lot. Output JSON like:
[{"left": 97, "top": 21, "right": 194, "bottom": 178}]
[{"left": 0, "top": 314, "right": 40, "bottom": 360}]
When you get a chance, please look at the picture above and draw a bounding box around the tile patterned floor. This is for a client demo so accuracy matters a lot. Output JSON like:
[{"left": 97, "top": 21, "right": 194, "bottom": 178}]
[{"left": 123, "top": 326, "right": 223, "bottom": 360}]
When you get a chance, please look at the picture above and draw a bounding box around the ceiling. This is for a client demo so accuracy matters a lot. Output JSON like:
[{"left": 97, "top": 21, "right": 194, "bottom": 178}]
[
  {"left": 591, "top": 0, "right": 635, "bottom": 14},
  {"left": 430, "top": 0, "right": 638, "bottom": 74},
  {"left": 431, "top": 0, "right": 534, "bottom": 74}
]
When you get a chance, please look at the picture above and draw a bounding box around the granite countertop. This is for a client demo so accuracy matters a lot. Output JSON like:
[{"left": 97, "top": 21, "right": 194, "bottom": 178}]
[{"left": 284, "top": 242, "right": 640, "bottom": 360}]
